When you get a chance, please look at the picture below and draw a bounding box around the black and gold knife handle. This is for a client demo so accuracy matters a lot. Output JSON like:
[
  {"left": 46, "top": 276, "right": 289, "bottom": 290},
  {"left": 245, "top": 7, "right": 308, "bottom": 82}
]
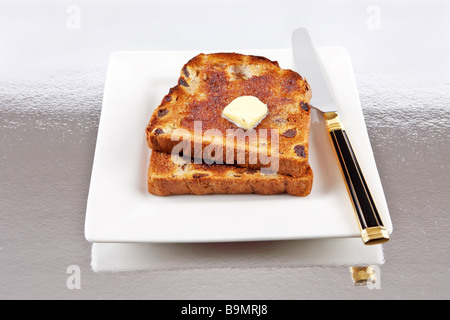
[{"left": 325, "top": 112, "right": 389, "bottom": 245}]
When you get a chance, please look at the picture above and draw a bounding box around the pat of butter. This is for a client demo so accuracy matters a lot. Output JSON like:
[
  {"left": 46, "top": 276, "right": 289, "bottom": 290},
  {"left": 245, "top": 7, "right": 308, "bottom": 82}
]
[{"left": 222, "top": 96, "right": 268, "bottom": 130}]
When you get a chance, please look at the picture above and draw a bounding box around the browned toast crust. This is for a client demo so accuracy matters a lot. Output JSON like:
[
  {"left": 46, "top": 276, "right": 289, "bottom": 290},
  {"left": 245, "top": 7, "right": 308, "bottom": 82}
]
[
  {"left": 148, "top": 151, "right": 313, "bottom": 197},
  {"left": 146, "top": 52, "right": 312, "bottom": 177}
]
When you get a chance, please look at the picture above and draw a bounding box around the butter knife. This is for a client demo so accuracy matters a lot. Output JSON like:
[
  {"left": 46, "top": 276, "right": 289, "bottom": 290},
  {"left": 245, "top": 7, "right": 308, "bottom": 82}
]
[{"left": 292, "top": 28, "right": 389, "bottom": 245}]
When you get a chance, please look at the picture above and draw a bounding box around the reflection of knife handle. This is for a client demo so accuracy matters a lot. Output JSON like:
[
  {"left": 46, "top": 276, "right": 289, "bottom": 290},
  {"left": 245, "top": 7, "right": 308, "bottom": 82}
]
[{"left": 324, "top": 112, "right": 389, "bottom": 245}]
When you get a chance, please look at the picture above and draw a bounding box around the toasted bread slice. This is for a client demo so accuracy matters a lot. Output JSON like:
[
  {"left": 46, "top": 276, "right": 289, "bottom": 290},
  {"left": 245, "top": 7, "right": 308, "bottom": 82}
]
[
  {"left": 148, "top": 151, "right": 313, "bottom": 197},
  {"left": 146, "top": 52, "right": 312, "bottom": 177}
]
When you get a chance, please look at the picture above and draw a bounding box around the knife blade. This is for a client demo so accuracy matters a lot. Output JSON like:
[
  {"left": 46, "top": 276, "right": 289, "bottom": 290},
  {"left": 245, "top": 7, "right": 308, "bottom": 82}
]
[{"left": 292, "top": 28, "right": 389, "bottom": 245}]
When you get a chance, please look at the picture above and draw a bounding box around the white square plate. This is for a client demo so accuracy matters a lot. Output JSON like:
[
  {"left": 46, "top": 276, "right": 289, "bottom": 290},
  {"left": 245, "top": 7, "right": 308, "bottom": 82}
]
[{"left": 85, "top": 47, "right": 393, "bottom": 243}]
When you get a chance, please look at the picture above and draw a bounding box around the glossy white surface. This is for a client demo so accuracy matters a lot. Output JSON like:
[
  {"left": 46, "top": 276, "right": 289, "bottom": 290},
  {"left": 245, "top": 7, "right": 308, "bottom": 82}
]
[
  {"left": 1, "top": 0, "right": 449, "bottom": 299},
  {"left": 92, "top": 238, "right": 384, "bottom": 272},
  {"left": 85, "top": 48, "right": 392, "bottom": 243}
]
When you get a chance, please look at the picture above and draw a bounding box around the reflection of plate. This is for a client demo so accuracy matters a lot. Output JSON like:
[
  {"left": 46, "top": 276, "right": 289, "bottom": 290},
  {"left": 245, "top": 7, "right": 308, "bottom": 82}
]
[{"left": 85, "top": 47, "right": 392, "bottom": 243}]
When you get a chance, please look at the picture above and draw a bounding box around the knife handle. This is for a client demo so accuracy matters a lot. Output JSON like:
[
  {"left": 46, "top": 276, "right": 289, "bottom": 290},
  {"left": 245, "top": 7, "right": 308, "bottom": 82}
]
[{"left": 324, "top": 112, "right": 389, "bottom": 245}]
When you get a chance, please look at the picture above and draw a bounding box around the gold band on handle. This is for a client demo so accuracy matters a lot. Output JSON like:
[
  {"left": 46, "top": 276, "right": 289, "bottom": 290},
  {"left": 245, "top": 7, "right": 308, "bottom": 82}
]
[
  {"left": 324, "top": 112, "right": 344, "bottom": 131},
  {"left": 361, "top": 226, "right": 390, "bottom": 245}
]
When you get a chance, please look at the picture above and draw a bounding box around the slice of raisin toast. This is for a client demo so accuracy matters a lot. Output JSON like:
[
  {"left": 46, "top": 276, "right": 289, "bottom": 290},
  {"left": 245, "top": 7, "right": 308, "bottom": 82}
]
[
  {"left": 148, "top": 151, "right": 313, "bottom": 197},
  {"left": 146, "top": 52, "right": 312, "bottom": 177}
]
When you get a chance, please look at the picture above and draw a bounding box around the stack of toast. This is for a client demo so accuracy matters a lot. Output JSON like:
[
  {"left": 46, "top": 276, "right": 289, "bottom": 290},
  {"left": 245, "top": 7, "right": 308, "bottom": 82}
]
[{"left": 145, "top": 52, "right": 313, "bottom": 196}]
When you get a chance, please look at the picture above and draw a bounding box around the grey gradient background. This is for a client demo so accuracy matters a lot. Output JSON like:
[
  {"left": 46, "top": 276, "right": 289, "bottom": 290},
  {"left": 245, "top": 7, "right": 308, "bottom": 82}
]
[{"left": 1, "top": 0, "right": 449, "bottom": 299}]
